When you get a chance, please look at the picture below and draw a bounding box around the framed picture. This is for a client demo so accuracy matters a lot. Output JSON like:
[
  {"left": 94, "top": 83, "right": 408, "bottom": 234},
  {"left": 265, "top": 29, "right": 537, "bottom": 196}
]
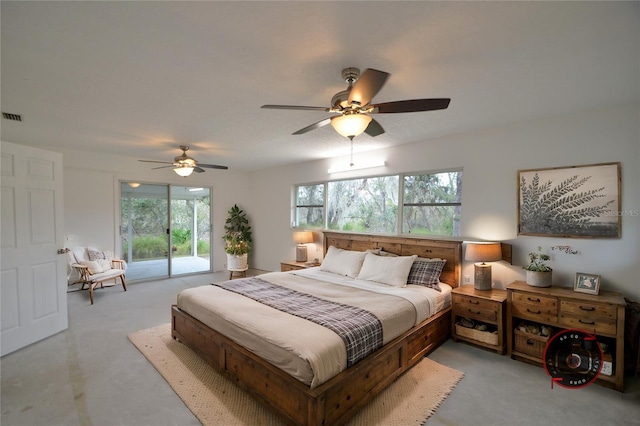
[
  {"left": 574, "top": 272, "right": 601, "bottom": 295},
  {"left": 518, "top": 162, "right": 621, "bottom": 238}
]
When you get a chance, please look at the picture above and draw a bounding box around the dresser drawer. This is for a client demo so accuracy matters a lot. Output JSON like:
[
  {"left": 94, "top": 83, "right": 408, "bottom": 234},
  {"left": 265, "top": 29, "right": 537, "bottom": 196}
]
[
  {"left": 560, "top": 300, "right": 617, "bottom": 320},
  {"left": 512, "top": 292, "right": 557, "bottom": 310},
  {"left": 512, "top": 301, "right": 558, "bottom": 323},
  {"left": 559, "top": 314, "right": 617, "bottom": 336},
  {"left": 280, "top": 263, "right": 305, "bottom": 272},
  {"left": 453, "top": 294, "right": 500, "bottom": 313},
  {"left": 453, "top": 294, "right": 499, "bottom": 322}
]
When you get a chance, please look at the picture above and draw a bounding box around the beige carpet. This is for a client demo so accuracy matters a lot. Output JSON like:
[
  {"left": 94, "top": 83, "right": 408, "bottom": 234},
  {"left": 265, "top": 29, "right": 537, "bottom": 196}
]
[{"left": 129, "top": 323, "right": 463, "bottom": 426}]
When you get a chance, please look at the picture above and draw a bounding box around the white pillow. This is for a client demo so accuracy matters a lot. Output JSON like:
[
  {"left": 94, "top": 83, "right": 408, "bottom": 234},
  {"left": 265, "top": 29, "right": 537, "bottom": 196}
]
[
  {"left": 79, "top": 260, "right": 106, "bottom": 274},
  {"left": 356, "top": 253, "right": 417, "bottom": 287},
  {"left": 319, "top": 246, "right": 367, "bottom": 278},
  {"left": 97, "top": 259, "right": 112, "bottom": 271}
]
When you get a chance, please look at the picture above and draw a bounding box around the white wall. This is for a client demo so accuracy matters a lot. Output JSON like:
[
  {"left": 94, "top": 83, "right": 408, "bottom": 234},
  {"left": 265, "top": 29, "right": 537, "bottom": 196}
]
[
  {"left": 248, "top": 104, "right": 640, "bottom": 299},
  {"left": 61, "top": 150, "right": 252, "bottom": 272},
  {"left": 19, "top": 103, "right": 635, "bottom": 299}
]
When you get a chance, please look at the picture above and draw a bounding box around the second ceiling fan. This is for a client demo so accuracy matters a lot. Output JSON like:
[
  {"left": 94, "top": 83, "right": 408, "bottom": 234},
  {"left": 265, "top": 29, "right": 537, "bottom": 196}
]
[
  {"left": 138, "top": 145, "right": 228, "bottom": 177},
  {"left": 261, "top": 67, "right": 450, "bottom": 139}
]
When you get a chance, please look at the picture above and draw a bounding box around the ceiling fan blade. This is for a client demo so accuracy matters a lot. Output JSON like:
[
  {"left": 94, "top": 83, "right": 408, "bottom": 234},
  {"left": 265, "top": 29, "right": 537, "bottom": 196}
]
[
  {"left": 348, "top": 69, "right": 389, "bottom": 107},
  {"left": 197, "top": 163, "right": 229, "bottom": 170},
  {"left": 151, "top": 165, "right": 174, "bottom": 170},
  {"left": 364, "top": 118, "right": 385, "bottom": 137},
  {"left": 293, "top": 117, "right": 332, "bottom": 135},
  {"left": 193, "top": 167, "right": 205, "bottom": 173},
  {"left": 371, "top": 98, "right": 451, "bottom": 114},
  {"left": 261, "top": 105, "right": 329, "bottom": 112},
  {"left": 139, "top": 159, "right": 173, "bottom": 164}
]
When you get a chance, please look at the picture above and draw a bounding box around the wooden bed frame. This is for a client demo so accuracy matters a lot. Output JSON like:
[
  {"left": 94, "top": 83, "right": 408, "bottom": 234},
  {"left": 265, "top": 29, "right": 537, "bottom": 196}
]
[{"left": 171, "top": 232, "right": 462, "bottom": 426}]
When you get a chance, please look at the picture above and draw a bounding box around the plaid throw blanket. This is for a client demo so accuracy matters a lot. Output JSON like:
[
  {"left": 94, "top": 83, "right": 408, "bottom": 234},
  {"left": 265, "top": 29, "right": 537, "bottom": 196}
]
[{"left": 214, "top": 277, "right": 383, "bottom": 367}]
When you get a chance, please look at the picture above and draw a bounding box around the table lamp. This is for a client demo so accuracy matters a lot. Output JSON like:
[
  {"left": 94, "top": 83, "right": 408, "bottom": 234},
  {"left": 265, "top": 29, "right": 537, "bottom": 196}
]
[
  {"left": 465, "top": 243, "right": 502, "bottom": 290},
  {"left": 293, "top": 231, "right": 313, "bottom": 262}
]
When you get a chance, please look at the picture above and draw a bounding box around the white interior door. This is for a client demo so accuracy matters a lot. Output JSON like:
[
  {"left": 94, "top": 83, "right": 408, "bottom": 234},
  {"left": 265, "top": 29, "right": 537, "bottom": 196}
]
[{"left": 1, "top": 141, "right": 67, "bottom": 357}]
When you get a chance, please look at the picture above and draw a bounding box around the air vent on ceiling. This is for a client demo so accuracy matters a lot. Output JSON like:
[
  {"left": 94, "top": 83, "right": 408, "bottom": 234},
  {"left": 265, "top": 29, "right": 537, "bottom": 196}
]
[{"left": 2, "top": 112, "right": 23, "bottom": 122}]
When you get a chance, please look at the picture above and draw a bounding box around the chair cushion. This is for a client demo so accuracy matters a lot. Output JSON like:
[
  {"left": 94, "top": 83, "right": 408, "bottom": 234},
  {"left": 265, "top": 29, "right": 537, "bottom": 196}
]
[
  {"left": 80, "top": 260, "right": 108, "bottom": 274},
  {"left": 87, "top": 269, "right": 124, "bottom": 282}
]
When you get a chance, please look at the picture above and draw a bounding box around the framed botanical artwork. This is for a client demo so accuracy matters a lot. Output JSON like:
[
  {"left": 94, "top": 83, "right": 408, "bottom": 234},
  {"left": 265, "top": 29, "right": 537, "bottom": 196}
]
[
  {"left": 574, "top": 272, "right": 601, "bottom": 295},
  {"left": 518, "top": 162, "right": 621, "bottom": 238}
]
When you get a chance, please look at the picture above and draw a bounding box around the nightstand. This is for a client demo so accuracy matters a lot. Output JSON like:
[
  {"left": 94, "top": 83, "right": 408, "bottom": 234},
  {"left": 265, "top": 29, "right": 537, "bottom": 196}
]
[
  {"left": 280, "top": 260, "right": 318, "bottom": 272},
  {"left": 451, "top": 286, "right": 507, "bottom": 354}
]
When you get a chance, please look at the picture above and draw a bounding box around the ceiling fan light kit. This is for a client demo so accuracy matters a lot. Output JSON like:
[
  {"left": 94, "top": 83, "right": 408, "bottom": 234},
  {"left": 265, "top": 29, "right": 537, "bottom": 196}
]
[
  {"left": 331, "top": 114, "right": 372, "bottom": 138},
  {"left": 174, "top": 165, "right": 194, "bottom": 177}
]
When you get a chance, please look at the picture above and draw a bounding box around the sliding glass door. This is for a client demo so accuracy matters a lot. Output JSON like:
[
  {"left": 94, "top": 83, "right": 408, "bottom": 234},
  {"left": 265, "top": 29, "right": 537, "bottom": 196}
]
[
  {"left": 120, "top": 183, "right": 169, "bottom": 281},
  {"left": 120, "top": 182, "right": 212, "bottom": 281},
  {"left": 170, "top": 186, "right": 211, "bottom": 276}
]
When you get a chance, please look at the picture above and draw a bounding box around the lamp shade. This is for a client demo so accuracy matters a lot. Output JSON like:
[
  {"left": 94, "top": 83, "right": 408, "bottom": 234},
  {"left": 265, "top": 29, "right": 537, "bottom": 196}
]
[
  {"left": 330, "top": 114, "right": 372, "bottom": 138},
  {"left": 293, "top": 231, "right": 313, "bottom": 244},
  {"left": 174, "top": 166, "right": 194, "bottom": 177},
  {"left": 465, "top": 243, "right": 502, "bottom": 263}
]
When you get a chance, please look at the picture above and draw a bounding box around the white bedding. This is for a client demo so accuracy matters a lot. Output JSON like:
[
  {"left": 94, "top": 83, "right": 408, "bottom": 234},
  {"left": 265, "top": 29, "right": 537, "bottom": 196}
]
[{"left": 177, "top": 268, "right": 451, "bottom": 388}]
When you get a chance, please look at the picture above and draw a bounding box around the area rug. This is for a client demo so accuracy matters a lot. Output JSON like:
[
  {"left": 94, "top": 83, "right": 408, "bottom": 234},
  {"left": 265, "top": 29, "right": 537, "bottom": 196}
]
[{"left": 129, "top": 323, "right": 463, "bottom": 426}]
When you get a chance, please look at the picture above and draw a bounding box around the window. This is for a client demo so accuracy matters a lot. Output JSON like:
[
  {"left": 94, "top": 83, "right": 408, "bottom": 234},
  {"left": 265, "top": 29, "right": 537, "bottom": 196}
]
[
  {"left": 402, "top": 171, "right": 463, "bottom": 236},
  {"left": 327, "top": 176, "right": 399, "bottom": 233},
  {"left": 295, "top": 184, "right": 324, "bottom": 228},
  {"left": 293, "top": 169, "right": 462, "bottom": 237}
]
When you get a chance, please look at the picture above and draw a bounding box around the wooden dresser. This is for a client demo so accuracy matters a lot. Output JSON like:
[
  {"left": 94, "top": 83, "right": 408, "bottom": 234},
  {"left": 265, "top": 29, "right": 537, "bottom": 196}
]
[{"left": 506, "top": 280, "right": 626, "bottom": 391}]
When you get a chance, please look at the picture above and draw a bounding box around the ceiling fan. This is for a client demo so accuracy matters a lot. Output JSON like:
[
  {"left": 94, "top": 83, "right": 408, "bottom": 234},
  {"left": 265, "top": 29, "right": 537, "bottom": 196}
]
[
  {"left": 261, "top": 67, "right": 450, "bottom": 139},
  {"left": 139, "top": 146, "right": 228, "bottom": 177}
]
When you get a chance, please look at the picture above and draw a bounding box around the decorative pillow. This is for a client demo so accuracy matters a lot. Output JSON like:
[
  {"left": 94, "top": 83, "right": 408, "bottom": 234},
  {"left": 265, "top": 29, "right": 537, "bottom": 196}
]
[
  {"left": 88, "top": 249, "right": 104, "bottom": 260},
  {"left": 406, "top": 258, "right": 447, "bottom": 291},
  {"left": 357, "top": 253, "right": 417, "bottom": 287},
  {"left": 79, "top": 260, "right": 107, "bottom": 274},
  {"left": 97, "top": 259, "right": 112, "bottom": 271},
  {"left": 319, "top": 246, "right": 367, "bottom": 278},
  {"left": 102, "top": 250, "right": 114, "bottom": 261},
  {"left": 88, "top": 249, "right": 114, "bottom": 262}
]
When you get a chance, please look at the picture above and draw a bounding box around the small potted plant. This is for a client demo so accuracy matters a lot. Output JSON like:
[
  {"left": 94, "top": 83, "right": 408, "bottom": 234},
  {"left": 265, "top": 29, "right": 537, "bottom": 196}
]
[
  {"left": 223, "top": 204, "right": 252, "bottom": 270},
  {"left": 523, "top": 246, "right": 552, "bottom": 287}
]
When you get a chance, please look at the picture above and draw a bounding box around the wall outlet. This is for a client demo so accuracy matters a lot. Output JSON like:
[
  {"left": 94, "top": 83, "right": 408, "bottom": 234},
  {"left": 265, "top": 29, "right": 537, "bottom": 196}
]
[{"left": 464, "top": 275, "right": 471, "bottom": 283}]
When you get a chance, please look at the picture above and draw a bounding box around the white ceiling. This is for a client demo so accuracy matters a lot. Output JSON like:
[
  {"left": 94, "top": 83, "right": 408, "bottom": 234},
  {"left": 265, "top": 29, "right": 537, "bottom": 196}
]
[{"left": 1, "top": 1, "right": 638, "bottom": 172}]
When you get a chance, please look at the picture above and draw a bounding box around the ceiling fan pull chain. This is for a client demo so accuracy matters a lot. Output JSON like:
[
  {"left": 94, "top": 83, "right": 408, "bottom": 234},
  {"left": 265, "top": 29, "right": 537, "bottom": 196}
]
[{"left": 350, "top": 138, "right": 354, "bottom": 167}]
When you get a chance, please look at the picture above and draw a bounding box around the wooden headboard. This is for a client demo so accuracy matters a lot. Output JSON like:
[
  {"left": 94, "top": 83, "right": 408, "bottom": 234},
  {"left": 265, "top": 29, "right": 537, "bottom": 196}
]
[{"left": 323, "top": 232, "right": 462, "bottom": 288}]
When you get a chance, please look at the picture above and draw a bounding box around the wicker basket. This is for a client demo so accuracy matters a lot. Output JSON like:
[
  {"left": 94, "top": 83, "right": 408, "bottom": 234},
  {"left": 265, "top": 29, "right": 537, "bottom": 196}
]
[
  {"left": 456, "top": 324, "right": 499, "bottom": 346},
  {"left": 514, "top": 329, "right": 550, "bottom": 359}
]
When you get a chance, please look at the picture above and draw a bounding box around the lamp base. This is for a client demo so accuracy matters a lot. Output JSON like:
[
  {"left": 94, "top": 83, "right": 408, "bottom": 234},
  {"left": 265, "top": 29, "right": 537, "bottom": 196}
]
[
  {"left": 296, "top": 245, "right": 308, "bottom": 262},
  {"left": 474, "top": 264, "right": 492, "bottom": 291}
]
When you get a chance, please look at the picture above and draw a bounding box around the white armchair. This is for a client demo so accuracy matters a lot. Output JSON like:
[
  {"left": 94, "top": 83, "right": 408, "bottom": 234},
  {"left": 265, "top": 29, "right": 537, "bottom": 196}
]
[{"left": 67, "top": 247, "right": 127, "bottom": 304}]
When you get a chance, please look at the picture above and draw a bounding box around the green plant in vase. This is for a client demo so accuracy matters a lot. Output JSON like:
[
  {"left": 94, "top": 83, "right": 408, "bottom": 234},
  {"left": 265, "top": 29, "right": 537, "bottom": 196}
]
[
  {"left": 223, "top": 204, "right": 252, "bottom": 269},
  {"left": 523, "top": 246, "right": 552, "bottom": 287}
]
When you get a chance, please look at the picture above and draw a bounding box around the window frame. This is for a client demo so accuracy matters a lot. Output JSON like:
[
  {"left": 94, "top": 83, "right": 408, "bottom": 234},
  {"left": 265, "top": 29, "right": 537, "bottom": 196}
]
[
  {"left": 400, "top": 169, "right": 463, "bottom": 237},
  {"left": 293, "top": 182, "right": 326, "bottom": 229},
  {"left": 292, "top": 167, "right": 463, "bottom": 237}
]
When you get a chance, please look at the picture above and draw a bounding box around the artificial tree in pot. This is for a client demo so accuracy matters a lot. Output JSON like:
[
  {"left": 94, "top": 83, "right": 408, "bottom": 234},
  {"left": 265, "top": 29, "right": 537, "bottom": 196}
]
[
  {"left": 223, "top": 204, "right": 252, "bottom": 270},
  {"left": 523, "top": 246, "right": 552, "bottom": 287}
]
